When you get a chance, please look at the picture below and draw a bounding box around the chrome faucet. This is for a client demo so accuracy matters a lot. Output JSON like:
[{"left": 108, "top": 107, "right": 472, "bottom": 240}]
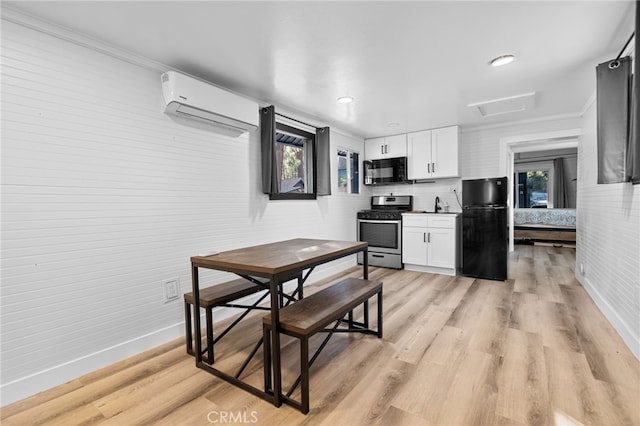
[{"left": 435, "top": 196, "right": 442, "bottom": 213}]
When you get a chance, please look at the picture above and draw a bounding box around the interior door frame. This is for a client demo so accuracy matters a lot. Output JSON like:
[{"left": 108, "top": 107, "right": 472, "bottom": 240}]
[{"left": 499, "top": 129, "right": 581, "bottom": 252}]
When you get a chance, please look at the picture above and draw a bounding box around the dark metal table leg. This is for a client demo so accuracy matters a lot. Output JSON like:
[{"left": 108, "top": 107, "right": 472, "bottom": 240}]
[
  {"left": 378, "top": 289, "right": 383, "bottom": 338},
  {"left": 263, "top": 322, "right": 272, "bottom": 392},
  {"left": 269, "top": 275, "right": 282, "bottom": 407}
]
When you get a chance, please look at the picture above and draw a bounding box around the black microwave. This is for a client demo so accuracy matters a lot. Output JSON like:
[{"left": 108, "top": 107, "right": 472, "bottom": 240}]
[{"left": 363, "top": 157, "right": 411, "bottom": 185}]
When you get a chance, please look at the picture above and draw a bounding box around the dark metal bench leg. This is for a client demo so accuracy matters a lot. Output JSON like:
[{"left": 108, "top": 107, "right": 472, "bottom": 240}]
[
  {"left": 185, "top": 300, "right": 194, "bottom": 355},
  {"left": 363, "top": 300, "right": 369, "bottom": 328},
  {"left": 206, "top": 307, "right": 214, "bottom": 364},
  {"left": 300, "top": 335, "right": 310, "bottom": 414}
]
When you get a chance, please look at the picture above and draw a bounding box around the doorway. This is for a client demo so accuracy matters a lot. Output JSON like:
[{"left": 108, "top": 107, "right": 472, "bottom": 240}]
[{"left": 499, "top": 129, "right": 581, "bottom": 251}]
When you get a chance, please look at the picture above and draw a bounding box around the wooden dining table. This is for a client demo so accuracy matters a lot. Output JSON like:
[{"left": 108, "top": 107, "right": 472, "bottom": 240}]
[{"left": 190, "top": 238, "right": 369, "bottom": 407}]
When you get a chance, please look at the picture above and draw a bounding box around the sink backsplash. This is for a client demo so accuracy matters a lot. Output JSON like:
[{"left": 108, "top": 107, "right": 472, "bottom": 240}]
[{"left": 370, "top": 178, "right": 462, "bottom": 213}]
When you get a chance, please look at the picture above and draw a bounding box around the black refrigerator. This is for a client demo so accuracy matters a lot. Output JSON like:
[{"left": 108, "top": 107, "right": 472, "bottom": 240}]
[{"left": 461, "top": 177, "right": 508, "bottom": 281}]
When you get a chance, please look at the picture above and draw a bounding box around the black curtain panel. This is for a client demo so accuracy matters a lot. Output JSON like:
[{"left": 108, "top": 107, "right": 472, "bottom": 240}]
[
  {"left": 627, "top": 3, "right": 639, "bottom": 184},
  {"left": 260, "top": 105, "right": 278, "bottom": 194},
  {"left": 597, "top": 56, "right": 632, "bottom": 183},
  {"left": 316, "top": 126, "right": 331, "bottom": 196}
]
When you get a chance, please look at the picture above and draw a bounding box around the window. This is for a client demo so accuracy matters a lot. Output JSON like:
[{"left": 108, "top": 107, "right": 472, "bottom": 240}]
[
  {"left": 514, "top": 161, "right": 554, "bottom": 208},
  {"left": 260, "top": 106, "right": 331, "bottom": 199},
  {"left": 337, "top": 148, "right": 360, "bottom": 194},
  {"left": 271, "top": 122, "right": 316, "bottom": 200}
]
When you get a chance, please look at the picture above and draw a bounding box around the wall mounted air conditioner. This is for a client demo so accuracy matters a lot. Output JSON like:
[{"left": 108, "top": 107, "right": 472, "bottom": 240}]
[{"left": 161, "top": 71, "right": 259, "bottom": 135}]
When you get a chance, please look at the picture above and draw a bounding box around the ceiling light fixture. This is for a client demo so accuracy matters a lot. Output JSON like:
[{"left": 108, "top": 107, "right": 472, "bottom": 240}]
[
  {"left": 489, "top": 54, "right": 515, "bottom": 67},
  {"left": 337, "top": 96, "right": 354, "bottom": 104}
]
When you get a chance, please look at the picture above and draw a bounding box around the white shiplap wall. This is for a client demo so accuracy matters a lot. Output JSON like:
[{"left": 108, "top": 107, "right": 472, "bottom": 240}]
[
  {"left": 576, "top": 100, "right": 640, "bottom": 358},
  {"left": 460, "top": 117, "right": 583, "bottom": 180},
  {"left": 0, "top": 19, "right": 368, "bottom": 405}
]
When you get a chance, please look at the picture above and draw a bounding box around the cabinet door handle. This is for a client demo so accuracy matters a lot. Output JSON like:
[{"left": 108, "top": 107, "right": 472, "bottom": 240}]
[
  {"left": 427, "top": 163, "right": 431, "bottom": 173},
  {"left": 385, "top": 144, "right": 389, "bottom": 154},
  {"left": 428, "top": 232, "right": 431, "bottom": 243},
  {"left": 432, "top": 162, "right": 435, "bottom": 173},
  {"left": 381, "top": 145, "right": 384, "bottom": 155},
  {"left": 423, "top": 233, "right": 426, "bottom": 242}
]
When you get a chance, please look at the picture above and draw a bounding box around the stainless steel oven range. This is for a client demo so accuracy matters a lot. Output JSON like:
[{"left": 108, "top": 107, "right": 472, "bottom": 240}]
[{"left": 357, "top": 195, "right": 413, "bottom": 269}]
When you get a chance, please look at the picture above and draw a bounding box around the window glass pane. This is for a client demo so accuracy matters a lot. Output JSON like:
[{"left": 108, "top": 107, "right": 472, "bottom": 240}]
[
  {"left": 337, "top": 150, "right": 348, "bottom": 193},
  {"left": 515, "top": 170, "right": 548, "bottom": 208},
  {"left": 276, "top": 131, "right": 310, "bottom": 194},
  {"left": 350, "top": 151, "right": 359, "bottom": 194},
  {"left": 336, "top": 148, "right": 360, "bottom": 194}
]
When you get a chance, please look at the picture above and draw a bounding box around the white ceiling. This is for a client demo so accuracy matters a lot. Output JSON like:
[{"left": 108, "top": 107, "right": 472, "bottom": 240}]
[{"left": 5, "top": 1, "right": 635, "bottom": 138}]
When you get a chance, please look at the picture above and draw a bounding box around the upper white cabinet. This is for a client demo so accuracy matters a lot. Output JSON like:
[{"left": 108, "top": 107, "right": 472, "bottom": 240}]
[
  {"left": 365, "top": 134, "right": 407, "bottom": 160},
  {"left": 407, "top": 125, "right": 459, "bottom": 179}
]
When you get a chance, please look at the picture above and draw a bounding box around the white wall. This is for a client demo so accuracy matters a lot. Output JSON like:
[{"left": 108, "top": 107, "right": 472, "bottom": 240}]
[
  {"left": 0, "top": 18, "right": 368, "bottom": 405},
  {"left": 576, "top": 99, "right": 640, "bottom": 359}
]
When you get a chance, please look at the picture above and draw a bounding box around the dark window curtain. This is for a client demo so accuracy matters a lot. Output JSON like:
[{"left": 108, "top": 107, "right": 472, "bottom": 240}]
[
  {"left": 553, "top": 158, "right": 568, "bottom": 208},
  {"left": 260, "top": 106, "right": 278, "bottom": 194},
  {"left": 316, "top": 126, "right": 331, "bottom": 196},
  {"left": 597, "top": 56, "right": 632, "bottom": 183},
  {"left": 627, "top": 4, "right": 639, "bottom": 184}
]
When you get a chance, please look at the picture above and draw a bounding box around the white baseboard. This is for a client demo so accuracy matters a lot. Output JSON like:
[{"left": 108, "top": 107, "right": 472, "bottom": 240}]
[
  {"left": 0, "top": 256, "right": 358, "bottom": 407},
  {"left": 0, "top": 322, "right": 185, "bottom": 407},
  {"left": 576, "top": 273, "right": 640, "bottom": 360},
  {"left": 403, "top": 263, "right": 456, "bottom": 276}
]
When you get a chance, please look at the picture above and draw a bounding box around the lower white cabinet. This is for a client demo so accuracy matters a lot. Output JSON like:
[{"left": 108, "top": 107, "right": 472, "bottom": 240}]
[
  {"left": 402, "top": 213, "right": 459, "bottom": 275},
  {"left": 403, "top": 227, "right": 429, "bottom": 265}
]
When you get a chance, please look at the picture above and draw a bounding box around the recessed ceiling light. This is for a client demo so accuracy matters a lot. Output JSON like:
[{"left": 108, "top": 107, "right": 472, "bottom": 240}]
[
  {"left": 490, "top": 54, "right": 515, "bottom": 67},
  {"left": 337, "top": 96, "right": 354, "bottom": 104}
]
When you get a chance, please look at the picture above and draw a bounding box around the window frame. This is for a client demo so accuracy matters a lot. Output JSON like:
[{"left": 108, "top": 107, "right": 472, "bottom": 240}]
[
  {"left": 337, "top": 147, "right": 360, "bottom": 195},
  {"left": 268, "top": 122, "right": 317, "bottom": 200},
  {"left": 513, "top": 160, "right": 555, "bottom": 208}
]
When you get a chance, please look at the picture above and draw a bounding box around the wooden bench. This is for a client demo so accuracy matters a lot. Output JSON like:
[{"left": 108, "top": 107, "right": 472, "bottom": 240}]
[
  {"left": 262, "top": 277, "right": 383, "bottom": 413},
  {"left": 184, "top": 278, "right": 266, "bottom": 364}
]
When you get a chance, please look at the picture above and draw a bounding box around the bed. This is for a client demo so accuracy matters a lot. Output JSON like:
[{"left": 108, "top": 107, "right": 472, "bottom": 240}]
[{"left": 514, "top": 208, "right": 576, "bottom": 243}]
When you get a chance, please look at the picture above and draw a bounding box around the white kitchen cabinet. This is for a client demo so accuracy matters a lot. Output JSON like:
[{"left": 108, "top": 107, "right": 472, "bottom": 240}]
[
  {"left": 365, "top": 134, "right": 407, "bottom": 160},
  {"left": 402, "top": 213, "right": 459, "bottom": 275},
  {"left": 402, "top": 227, "right": 429, "bottom": 265},
  {"left": 407, "top": 125, "right": 459, "bottom": 179}
]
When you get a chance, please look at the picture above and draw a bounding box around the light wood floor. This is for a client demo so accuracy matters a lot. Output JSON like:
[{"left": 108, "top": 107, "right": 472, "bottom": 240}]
[{"left": 2, "top": 245, "right": 639, "bottom": 425}]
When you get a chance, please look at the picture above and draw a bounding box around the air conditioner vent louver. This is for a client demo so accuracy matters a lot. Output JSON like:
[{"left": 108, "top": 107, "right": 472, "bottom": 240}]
[{"left": 161, "top": 71, "right": 258, "bottom": 136}]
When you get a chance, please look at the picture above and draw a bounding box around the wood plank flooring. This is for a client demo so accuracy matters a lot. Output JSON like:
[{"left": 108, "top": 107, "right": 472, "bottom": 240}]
[{"left": 2, "top": 245, "right": 639, "bottom": 425}]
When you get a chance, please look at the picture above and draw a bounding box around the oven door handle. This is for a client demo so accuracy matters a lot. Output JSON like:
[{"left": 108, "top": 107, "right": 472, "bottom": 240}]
[{"left": 357, "top": 219, "right": 402, "bottom": 225}]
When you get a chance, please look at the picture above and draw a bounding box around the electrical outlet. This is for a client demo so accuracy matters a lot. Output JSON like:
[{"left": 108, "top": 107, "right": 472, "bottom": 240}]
[
  {"left": 449, "top": 185, "right": 456, "bottom": 193},
  {"left": 163, "top": 278, "right": 180, "bottom": 302}
]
